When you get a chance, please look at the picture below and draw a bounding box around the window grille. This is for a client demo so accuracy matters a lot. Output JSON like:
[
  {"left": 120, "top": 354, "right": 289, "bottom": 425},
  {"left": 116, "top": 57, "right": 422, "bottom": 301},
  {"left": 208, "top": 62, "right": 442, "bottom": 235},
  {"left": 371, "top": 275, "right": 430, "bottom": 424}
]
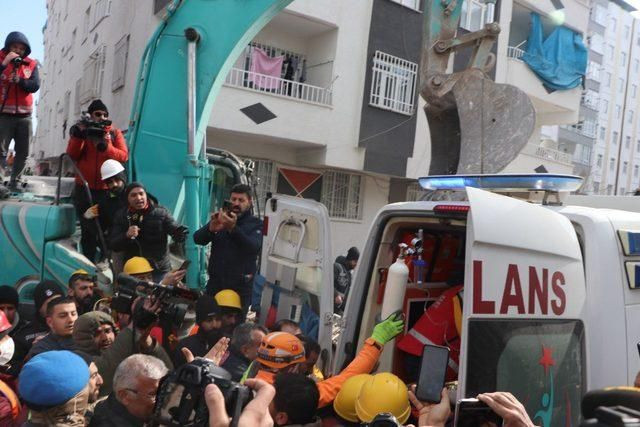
[
  {"left": 80, "top": 46, "right": 106, "bottom": 103},
  {"left": 369, "top": 51, "right": 417, "bottom": 115},
  {"left": 112, "top": 35, "right": 130, "bottom": 91},
  {"left": 321, "top": 171, "right": 363, "bottom": 220}
]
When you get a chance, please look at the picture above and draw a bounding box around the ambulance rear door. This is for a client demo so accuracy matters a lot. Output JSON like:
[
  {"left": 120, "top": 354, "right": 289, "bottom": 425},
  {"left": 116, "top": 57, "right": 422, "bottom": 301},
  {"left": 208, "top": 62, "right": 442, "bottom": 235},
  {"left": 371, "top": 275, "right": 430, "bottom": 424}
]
[
  {"left": 460, "top": 187, "right": 586, "bottom": 427},
  {"left": 258, "top": 194, "right": 334, "bottom": 373}
]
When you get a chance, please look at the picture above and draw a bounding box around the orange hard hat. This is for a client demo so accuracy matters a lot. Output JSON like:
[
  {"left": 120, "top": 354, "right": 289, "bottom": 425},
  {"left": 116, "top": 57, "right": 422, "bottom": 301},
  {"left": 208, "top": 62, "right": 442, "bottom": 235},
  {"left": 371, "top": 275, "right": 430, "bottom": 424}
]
[{"left": 256, "top": 332, "right": 305, "bottom": 370}]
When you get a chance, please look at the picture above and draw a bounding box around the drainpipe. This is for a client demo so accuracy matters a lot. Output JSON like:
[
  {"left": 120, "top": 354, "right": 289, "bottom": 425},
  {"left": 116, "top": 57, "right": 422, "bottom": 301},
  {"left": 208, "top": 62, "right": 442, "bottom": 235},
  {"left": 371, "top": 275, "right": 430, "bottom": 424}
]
[{"left": 184, "top": 27, "right": 201, "bottom": 288}]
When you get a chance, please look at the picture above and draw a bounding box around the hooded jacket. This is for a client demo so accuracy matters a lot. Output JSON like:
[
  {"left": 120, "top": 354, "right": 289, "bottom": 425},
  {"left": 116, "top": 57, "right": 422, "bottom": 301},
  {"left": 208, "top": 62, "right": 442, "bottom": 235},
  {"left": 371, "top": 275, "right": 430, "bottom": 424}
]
[
  {"left": 0, "top": 32, "right": 39, "bottom": 115},
  {"left": 9, "top": 315, "right": 48, "bottom": 376},
  {"left": 25, "top": 387, "right": 90, "bottom": 427},
  {"left": 333, "top": 256, "right": 352, "bottom": 312},
  {"left": 73, "top": 311, "right": 116, "bottom": 356}
]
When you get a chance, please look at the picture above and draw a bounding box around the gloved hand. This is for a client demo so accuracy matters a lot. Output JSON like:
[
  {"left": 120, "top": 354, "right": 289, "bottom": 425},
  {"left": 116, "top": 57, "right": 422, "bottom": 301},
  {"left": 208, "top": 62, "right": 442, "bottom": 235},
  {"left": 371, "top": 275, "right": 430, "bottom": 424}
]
[
  {"left": 370, "top": 311, "right": 405, "bottom": 345},
  {"left": 83, "top": 204, "right": 99, "bottom": 219},
  {"left": 172, "top": 225, "right": 189, "bottom": 242}
]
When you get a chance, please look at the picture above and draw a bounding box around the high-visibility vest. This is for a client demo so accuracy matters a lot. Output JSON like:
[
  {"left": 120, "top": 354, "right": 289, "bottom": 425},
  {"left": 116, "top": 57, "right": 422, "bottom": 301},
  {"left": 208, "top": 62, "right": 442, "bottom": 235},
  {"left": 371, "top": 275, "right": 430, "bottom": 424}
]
[
  {"left": 0, "top": 51, "right": 37, "bottom": 115},
  {"left": 397, "top": 285, "right": 463, "bottom": 381},
  {"left": 0, "top": 379, "right": 20, "bottom": 421}
]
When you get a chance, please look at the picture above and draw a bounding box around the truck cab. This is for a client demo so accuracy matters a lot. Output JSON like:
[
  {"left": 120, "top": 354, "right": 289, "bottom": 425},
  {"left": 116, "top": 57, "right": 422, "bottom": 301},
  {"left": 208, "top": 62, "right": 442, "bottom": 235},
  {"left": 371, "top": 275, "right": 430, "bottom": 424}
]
[{"left": 261, "top": 174, "right": 640, "bottom": 427}]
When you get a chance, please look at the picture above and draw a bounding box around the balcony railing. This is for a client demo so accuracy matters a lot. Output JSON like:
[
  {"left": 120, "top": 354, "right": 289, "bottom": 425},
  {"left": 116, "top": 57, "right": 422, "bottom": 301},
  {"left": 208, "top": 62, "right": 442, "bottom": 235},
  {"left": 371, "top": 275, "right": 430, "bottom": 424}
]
[
  {"left": 534, "top": 145, "right": 573, "bottom": 165},
  {"left": 560, "top": 123, "right": 597, "bottom": 139},
  {"left": 507, "top": 46, "right": 526, "bottom": 61},
  {"left": 225, "top": 68, "right": 333, "bottom": 106}
]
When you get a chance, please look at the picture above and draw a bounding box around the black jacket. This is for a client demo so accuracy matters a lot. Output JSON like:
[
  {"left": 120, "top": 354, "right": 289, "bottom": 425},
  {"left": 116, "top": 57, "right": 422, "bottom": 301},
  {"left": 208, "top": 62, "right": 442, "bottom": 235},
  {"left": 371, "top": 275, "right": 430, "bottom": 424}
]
[
  {"left": 172, "top": 331, "right": 215, "bottom": 368},
  {"left": 90, "top": 393, "right": 145, "bottom": 427},
  {"left": 9, "top": 316, "right": 48, "bottom": 375},
  {"left": 221, "top": 348, "right": 251, "bottom": 382},
  {"left": 26, "top": 333, "right": 75, "bottom": 359},
  {"left": 193, "top": 210, "right": 263, "bottom": 295},
  {"left": 333, "top": 256, "right": 352, "bottom": 312},
  {"left": 98, "top": 189, "right": 127, "bottom": 235},
  {"left": 108, "top": 200, "right": 185, "bottom": 273}
]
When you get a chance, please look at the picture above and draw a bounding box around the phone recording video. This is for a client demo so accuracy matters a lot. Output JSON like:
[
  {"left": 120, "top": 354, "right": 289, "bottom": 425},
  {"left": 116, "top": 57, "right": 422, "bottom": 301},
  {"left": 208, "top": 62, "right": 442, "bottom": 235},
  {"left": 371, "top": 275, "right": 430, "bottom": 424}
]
[
  {"left": 222, "top": 199, "right": 232, "bottom": 213},
  {"left": 455, "top": 398, "right": 503, "bottom": 427},
  {"left": 416, "top": 344, "right": 450, "bottom": 403}
]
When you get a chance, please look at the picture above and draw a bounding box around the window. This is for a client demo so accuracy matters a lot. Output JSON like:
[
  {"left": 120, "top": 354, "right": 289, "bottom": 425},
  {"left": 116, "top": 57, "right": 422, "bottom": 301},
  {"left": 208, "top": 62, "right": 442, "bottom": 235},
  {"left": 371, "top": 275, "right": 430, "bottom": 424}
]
[
  {"left": 601, "top": 99, "right": 608, "bottom": 114},
  {"left": 619, "top": 78, "right": 625, "bottom": 94},
  {"left": 629, "top": 111, "right": 634, "bottom": 124},
  {"left": 610, "top": 158, "right": 616, "bottom": 172},
  {"left": 590, "top": 33, "right": 604, "bottom": 54},
  {"left": 91, "top": 0, "right": 111, "bottom": 29},
  {"left": 605, "top": 72, "right": 612, "bottom": 87},
  {"left": 69, "top": 28, "right": 76, "bottom": 59},
  {"left": 635, "top": 59, "right": 640, "bottom": 73},
  {"left": 625, "top": 25, "right": 631, "bottom": 40},
  {"left": 635, "top": 166, "right": 639, "bottom": 178},
  {"left": 607, "top": 184, "right": 613, "bottom": 195},
  {"left": 611, "top": 17, "right": 617, "bottom": 31},
  {"left": 112, "top": 35, "right": 130, "bottom": 91},
  {"left": 600, "top": 126, "right": 606, "bottom": 140},
  {"left": 390, "top": 0, "right": 421, "bottom": 11},
  {"left": 370, "top": 51, "right": 418, "bottom": 115},
  {"left": 638, "top": 140, "right": 640, "bottom": 153},
  {"left": 466, "top": 320, "right": 585, "bottom": 427},
  {"left": 597, "top": 154, "right": 603, "bottom": 167},
  {"left": 607, "top": 45, "right": 615, "bottom": 61},
  {"left": 80, "top": 45, "right": 106, "bottom": 103},
  {"left": 627, "top": 136, "right": 632, "bottom": 149},
  {"left": 406, "top": 182, "right": 428, "bottom": 201},
  {"left": 582, "top": 90, "right": 599, "bottom": 109},
  {"left": 321, "top": 171, "right": 363, "bottom": 220},
  {"left": 613, "top": 131, "right": 619, "bottom": 146},
  {"left": 633, "top": 85, "right": 638, "bottom": 99},
  {"left": 621, "top": 52, "right": 627, "bottom": 67},
  {"left": 460, "top": 0, "right": 491, "bottom": 32},
  {"left": 623, "top": 162, "right": 628, "bottom": 174},
  {"left": 593, "top": 5, "right": 606, "bottom": 25},
  {"left": 82, "top": 6, "right": 91, "bottom": 41},
  {"left": 586, "top": 61, "right": 600, "bottom": 82},
  {"left": 62, "top": 91, "right": 71, "bottom": 122},
  {"left": 252, "top": 159, "right": 278, "bottom": 208},
  {"left": 616, "top": 105, "right": 622, "bottom": 119}
]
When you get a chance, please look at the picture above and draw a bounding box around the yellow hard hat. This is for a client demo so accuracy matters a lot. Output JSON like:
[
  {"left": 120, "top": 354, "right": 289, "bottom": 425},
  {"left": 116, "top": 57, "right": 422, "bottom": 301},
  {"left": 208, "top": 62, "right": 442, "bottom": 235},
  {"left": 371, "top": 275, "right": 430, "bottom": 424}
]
[
  {"left": 333, "top": 374, "right": 373, "bottom": 422},
  {"left": 68, "top": 269, "right": 92, "bottom": 286},
  {"left": 123, "top": 257, "right": 154, "bottom": 275},
  {"left": 355, "top": 373, "right": 411, "bottom": 424},
  {"left": 214, "top": 289, "right": 242, "bottom": 310}
]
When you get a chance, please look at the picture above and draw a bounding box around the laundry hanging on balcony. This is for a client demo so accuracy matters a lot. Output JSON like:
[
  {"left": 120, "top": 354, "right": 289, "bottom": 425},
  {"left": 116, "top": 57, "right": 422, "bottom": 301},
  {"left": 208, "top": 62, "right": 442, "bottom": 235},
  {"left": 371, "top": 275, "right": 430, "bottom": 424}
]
[
  {"left": 250, "top": 47, "right": 284, "bottom": 90},
  {"left": 521, "top": 12, "right": 587, "bottom": 91}
]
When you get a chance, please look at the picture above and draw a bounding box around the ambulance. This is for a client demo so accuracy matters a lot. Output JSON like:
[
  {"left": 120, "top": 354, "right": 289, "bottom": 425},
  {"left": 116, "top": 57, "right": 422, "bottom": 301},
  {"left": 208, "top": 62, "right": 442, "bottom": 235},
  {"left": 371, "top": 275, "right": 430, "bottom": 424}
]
[{"left": 258, "top": 174, "right": 640, "bottom": 426}]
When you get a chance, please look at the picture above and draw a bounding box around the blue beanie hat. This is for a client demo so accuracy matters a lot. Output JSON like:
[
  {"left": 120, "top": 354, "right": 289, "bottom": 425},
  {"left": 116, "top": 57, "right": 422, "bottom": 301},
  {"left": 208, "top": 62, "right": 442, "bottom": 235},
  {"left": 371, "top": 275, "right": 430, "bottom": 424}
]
[{"left": 19, "top": 350, "right": 89, "bottom": 407}]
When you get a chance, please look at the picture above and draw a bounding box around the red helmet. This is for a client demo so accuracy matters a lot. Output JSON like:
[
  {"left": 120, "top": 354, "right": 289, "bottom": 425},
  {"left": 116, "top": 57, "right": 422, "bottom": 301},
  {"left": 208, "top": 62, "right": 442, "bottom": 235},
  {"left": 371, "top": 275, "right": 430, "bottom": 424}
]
[{"left": 0, "top": 311, "right": 11, "bottom": 334}]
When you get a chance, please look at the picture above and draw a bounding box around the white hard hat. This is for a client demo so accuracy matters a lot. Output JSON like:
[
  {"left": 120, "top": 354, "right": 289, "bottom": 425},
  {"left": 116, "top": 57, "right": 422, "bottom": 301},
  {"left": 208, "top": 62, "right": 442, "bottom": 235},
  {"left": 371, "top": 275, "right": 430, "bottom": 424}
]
[{"left": 100, "top": 159, "right": 125, "bottom": 181}]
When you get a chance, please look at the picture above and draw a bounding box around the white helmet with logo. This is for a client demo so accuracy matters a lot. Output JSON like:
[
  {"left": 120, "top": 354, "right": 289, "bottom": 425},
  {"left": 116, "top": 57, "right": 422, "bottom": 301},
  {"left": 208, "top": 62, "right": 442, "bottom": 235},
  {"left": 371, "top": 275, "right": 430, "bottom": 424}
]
[{"left": 100, "top": 159, "right": 125, "bottom": 181}]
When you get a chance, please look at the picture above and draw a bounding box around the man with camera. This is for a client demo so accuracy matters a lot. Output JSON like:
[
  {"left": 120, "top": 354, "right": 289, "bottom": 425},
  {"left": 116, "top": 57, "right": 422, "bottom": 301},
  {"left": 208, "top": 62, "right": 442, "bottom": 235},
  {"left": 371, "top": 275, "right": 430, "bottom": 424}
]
[
  {"left": 0, "top": 32, "right": 39, "bottom": 190},
  {"left": 194, "top": 184, "right": 263, "bottom": 314},
  {"left": 67, "top": 99, "right": 128, "bottom": 262}
]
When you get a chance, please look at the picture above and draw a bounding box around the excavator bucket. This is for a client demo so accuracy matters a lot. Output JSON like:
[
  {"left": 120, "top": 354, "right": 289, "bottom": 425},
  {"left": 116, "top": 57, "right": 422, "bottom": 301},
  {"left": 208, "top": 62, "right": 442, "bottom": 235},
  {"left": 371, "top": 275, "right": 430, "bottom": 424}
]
[{"left": 427, "top": 69, "right": 535, "bottom": 175}]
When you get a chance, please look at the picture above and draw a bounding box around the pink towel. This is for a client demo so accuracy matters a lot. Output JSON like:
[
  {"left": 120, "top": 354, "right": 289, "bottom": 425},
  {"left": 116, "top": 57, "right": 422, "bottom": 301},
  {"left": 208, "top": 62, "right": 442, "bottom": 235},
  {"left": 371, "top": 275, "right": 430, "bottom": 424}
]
[{"left": 250, "top": 47, "right": 284, "bottom": 90}]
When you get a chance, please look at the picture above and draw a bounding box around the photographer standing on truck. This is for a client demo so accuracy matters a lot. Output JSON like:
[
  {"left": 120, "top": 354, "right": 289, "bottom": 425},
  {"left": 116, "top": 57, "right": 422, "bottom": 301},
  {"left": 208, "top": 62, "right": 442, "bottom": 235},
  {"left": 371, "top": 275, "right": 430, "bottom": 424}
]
[
  {"left": 194, "top": 184, "right": 263, "bottom": 315},
  {"left": 0, "top": 32, "right": 40, "bottom": 191},
  {"left": 66, "top": 99, "right": 128, "bottom": 263}
]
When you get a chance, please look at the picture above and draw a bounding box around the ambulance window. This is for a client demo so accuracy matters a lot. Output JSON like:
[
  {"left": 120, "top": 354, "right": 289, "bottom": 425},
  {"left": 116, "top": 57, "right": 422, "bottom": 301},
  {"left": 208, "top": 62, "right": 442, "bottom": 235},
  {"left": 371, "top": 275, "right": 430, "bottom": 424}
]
[{"left": 465, "top": 320, "right": 585, "bottom": 427}]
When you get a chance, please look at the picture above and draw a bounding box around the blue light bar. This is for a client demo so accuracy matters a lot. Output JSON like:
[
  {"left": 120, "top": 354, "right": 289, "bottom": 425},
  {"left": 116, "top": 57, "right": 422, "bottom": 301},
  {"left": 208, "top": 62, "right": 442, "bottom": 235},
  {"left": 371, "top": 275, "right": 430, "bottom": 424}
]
[{"left": 418, "top": 174, "right": 583, "bottom": 192}]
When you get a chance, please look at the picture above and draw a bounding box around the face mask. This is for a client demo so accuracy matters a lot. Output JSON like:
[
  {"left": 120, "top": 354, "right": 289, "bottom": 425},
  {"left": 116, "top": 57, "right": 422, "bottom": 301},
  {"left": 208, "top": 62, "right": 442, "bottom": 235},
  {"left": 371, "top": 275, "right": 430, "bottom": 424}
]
[{"left": 0, "top": 337, "right": 15, "bottom": 366}]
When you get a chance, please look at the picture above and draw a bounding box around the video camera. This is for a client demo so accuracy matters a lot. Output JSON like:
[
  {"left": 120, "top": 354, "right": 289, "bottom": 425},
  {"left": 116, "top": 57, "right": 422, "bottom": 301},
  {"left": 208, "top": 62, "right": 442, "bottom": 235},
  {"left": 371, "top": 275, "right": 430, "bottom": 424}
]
[
  {"left": 152, "top": 358, "right": 252, "bottom": 427},
  {"left": 112, "top": 273, "right": 200, "bottom": 329},
  {"left": 69, "top": 112, "right": 112, "bottom": 151},
  {"left": 10, "top": 57, "right": 22, "bottom": 66}
]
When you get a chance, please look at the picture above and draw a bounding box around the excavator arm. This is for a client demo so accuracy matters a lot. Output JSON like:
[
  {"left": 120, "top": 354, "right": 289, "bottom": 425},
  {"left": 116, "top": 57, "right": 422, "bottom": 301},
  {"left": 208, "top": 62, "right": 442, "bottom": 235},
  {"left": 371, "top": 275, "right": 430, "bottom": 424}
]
[{"left": 421, "top": 0, "right": 535, "bottom": 174}]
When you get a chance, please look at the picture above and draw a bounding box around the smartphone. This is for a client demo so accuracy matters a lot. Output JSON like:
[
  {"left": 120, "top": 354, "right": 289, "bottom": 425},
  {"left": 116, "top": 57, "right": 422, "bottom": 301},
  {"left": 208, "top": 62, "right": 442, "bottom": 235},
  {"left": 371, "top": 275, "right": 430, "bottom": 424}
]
[
  {"left": 455, "top": 398, "right": 503, "bottom": 427},
  {"left": 415, "top": 344, "right": 450, "bottom": 403},
  {"left": 222, "top": 199, "right": 232, "bottom": 212},
  {"left": 178, "top": 260, "right": 191, "bottom": 271}
]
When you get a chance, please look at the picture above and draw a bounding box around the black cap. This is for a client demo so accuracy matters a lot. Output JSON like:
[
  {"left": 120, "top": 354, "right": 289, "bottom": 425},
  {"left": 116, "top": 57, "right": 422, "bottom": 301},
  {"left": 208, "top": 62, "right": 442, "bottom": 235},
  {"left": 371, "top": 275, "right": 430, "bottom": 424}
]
[
  {"left": 0, "top": 286, "right": 18, "bottom": 307},
  {"left": 88, "top": 99, "right": 108, "bottom": 115},
  {"left": 346, "top": 247, "right": 360, "bottom": 261},
  {"left": 196, "top": 296, "right": 219, "bottom": 324},
  {"left": 33, "top": 280, "right": 64, "bottom": 313}
]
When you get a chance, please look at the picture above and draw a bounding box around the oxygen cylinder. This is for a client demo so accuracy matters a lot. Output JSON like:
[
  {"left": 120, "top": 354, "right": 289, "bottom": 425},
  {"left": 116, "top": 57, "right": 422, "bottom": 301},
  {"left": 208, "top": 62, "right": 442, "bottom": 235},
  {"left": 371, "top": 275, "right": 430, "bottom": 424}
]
[{"left": 381, "top": 244, "right": 410, "bottom": 319}]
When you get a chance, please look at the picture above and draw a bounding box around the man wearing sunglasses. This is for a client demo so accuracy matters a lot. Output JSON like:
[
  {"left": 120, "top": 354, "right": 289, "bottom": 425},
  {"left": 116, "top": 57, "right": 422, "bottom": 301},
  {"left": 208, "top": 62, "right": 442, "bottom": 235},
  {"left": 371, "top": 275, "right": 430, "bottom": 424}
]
[{"left": 67, "top": 99, "right": 129, "bottom": 263}]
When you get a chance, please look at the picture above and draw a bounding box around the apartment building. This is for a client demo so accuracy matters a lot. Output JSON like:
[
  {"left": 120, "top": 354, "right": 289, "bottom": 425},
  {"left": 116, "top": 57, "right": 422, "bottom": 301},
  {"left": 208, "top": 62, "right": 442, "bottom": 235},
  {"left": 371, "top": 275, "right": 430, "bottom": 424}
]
[{"left": 35, "top": 0, "right": 589, "bottom": 256}]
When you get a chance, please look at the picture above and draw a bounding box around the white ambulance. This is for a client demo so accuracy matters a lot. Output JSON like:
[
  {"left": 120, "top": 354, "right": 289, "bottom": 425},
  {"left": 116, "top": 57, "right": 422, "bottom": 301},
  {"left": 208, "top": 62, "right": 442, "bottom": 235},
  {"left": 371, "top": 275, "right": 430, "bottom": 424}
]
[{"left": 258, "top": 174, "right": 640, "bottom": 427}]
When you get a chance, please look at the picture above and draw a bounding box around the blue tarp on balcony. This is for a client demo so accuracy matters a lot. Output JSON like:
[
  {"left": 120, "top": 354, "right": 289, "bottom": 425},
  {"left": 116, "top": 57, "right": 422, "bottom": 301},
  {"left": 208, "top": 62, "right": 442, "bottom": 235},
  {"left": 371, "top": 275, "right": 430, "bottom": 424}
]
[{"left": 522, "top": 12, "right": 587, "bottom": 91}]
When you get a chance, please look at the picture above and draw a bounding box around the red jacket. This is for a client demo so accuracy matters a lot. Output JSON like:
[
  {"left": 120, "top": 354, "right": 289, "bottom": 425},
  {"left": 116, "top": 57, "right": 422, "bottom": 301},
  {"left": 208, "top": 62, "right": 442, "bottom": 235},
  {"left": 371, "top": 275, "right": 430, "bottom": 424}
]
[
  {"left": 0, "top": 51, "right": 38, "bottom": 115},
  {"left": 66, "top": 127, "right": 129, "bottom": 190}
]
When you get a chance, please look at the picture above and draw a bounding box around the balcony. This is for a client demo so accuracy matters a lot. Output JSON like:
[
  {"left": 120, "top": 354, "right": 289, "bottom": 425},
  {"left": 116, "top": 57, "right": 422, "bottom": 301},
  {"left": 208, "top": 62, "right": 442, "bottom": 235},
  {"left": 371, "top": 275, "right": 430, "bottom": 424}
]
[
  {"left": 532, "top": 145, "right": 573, "bottom": 165},
  {"left": 503, "top": 143, "right": 574, "bottom": 174}
]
